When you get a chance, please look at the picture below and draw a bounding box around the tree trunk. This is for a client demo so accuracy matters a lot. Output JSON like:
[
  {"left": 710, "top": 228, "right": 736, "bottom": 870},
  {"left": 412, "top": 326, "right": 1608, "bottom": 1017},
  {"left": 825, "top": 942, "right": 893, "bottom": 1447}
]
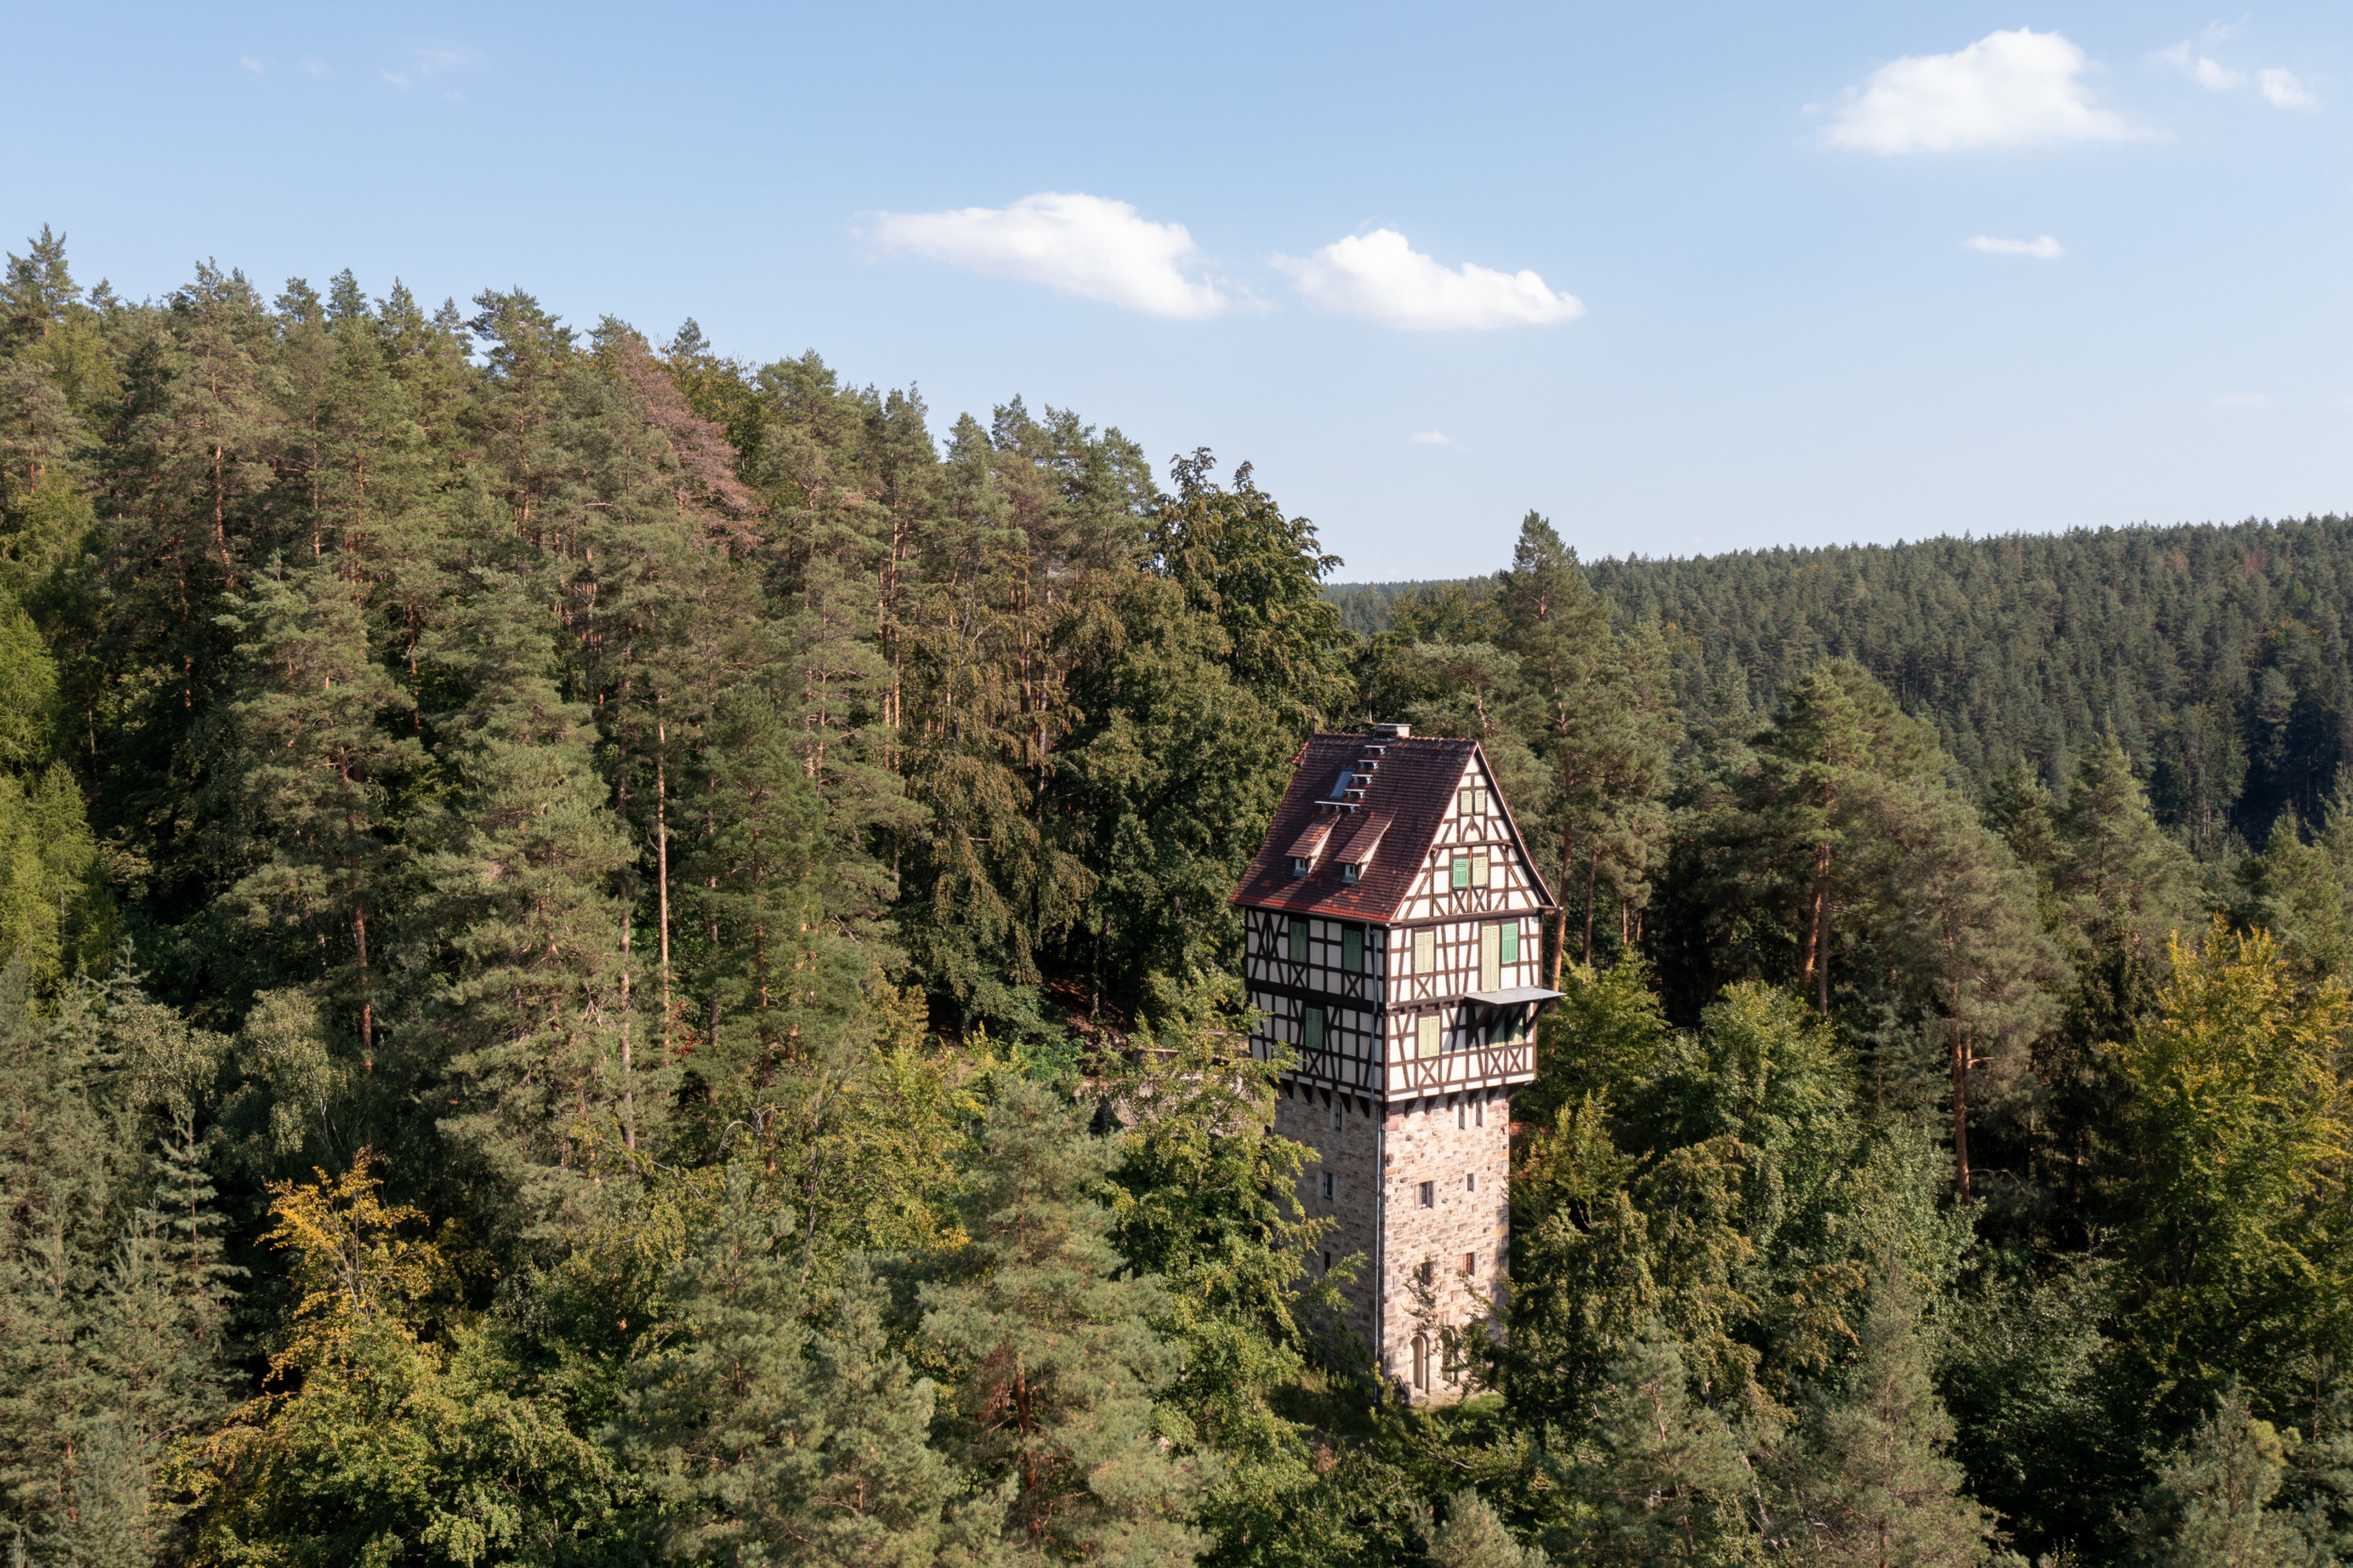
[
  {"left": 1951, "top": 1032, "right": 1972, "bottom": 1203},
  {"left": 1583, "top": 853, "right": 1599, "bottom": 966},
  {"left": 655, "top": 712, "right": 672, "bottom": 1051}
]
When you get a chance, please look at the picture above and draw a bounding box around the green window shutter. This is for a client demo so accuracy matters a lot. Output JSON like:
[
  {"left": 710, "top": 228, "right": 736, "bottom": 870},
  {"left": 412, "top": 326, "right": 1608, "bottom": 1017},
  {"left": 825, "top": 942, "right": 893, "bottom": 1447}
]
[
  {"left": 1343, "top": 925, "right": 1363, "bottom": 974},
  {"left": 1289, "top": 917, "right": 1306, "bottom": 962},
  {"left": 1450, "top": 854, "right": 1470, "bottom": 888},
  {"left": 1500, "top": 921, "right": 1520, "bottom": 965},
  {"left": 1417, "top": 1014, "right": 1440, "bottom": 1059},
  {"left": 1304, "top": 1005, "right": 1325, "bottom": 1053}
]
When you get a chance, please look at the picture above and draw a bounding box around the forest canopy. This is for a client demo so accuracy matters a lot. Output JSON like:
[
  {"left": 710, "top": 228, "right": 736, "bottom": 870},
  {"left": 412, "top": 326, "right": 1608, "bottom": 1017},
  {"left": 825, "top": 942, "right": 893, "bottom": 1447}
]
[{"left": 7, "top": 228, "right": 2353, "bottom": 1567}]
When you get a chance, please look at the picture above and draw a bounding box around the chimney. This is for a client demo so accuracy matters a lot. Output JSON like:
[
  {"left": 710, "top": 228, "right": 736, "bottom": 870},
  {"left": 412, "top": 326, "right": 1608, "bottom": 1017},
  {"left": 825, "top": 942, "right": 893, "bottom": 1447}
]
[{"left": 1372, "top": 722, "right": 1412, "bottom": 739}]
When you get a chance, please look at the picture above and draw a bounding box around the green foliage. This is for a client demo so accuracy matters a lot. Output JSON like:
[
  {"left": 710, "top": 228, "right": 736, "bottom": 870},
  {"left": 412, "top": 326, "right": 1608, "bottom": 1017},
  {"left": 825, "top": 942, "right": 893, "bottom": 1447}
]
[
  {"left": 1099, "top": 981, "right": 1337, "bottom": 1561},
  {"left": 1771, "top": 1258, "right": 1994, "bottom": 1568},
  {"left": 920, "top": 1074, "right": 1208, "bottom": 1567},
  {"left": 621, "top": 1169, "right": 958, "bottom": 1567},
  {"left": 2133, "top": 1385, "right": 2319, "bottom": 1568},
  {"left": 28, "top": 221, "right": 2353, "bottom": 1568},
  {"left": 2111, "top": 920, "right": 2353, "bottom": 1427}
]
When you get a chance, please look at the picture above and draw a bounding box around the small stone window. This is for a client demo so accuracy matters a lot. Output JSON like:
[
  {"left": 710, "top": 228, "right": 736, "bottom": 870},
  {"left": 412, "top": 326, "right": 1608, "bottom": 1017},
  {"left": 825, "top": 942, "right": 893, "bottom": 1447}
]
[
  {"left": 1322, "top": 1171, "right": 1335, "bottom": 1201},
  {"left": 1418, "top": 1180, "right": 1434, "bottom": 1208},
  {"left": 1322, "top": 1250, "right": 1333, "bottom": 1272},
  {"left": 1464, "top": 1252, "right": 1477, "bottom": 1275},
  {"left": 1466, "top": 1173, "right": 1477, "bottom": 1192}
]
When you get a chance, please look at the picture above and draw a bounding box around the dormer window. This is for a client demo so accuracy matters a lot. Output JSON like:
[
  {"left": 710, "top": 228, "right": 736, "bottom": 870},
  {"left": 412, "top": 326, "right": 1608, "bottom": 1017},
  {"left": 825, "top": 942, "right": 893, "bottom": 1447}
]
[
  {"left": 1331, "top": 811, "right": 1389, "bottom": 888},
  {"left": 1284, "top": 818, "right": 1334, "bottom": 876}
]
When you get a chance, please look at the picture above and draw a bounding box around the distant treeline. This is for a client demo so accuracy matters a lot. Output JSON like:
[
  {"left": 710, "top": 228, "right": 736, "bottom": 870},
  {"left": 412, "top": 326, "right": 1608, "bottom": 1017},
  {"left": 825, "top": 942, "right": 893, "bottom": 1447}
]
[{"left": 1330, "top": 514, "right": 2353, "bottom": 853}]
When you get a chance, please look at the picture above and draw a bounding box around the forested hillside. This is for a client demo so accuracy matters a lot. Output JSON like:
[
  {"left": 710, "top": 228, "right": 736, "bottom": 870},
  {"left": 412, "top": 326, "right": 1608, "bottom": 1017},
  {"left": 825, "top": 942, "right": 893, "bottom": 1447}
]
[
  {"left": 7, "top": 228, "right": 2353, "bottom": 1567},
  {"left": 1337, "top": 513, "right": 2353, "bottom": 856}
]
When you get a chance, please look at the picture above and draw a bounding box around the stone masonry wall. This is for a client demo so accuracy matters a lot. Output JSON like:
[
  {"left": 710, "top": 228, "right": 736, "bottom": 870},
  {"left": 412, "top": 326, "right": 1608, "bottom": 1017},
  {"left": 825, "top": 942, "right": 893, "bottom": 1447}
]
[
  {"left": 1278, "top": 1080, "right": 1515, "bottom": 1403},
  {"left": 1273, "top": 1082, "right": 1382, "bottom": 1349},
  {"left": 1380, "top": 1087, "right": 1513, "bottom": 1402}
]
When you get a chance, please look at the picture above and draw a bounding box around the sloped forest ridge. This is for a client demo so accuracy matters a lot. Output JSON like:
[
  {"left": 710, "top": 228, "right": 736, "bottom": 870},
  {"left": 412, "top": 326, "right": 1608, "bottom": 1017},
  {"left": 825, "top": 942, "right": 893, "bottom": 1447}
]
[{"left": 3, "top": 230, "right": 2351, "bottom": 1566}]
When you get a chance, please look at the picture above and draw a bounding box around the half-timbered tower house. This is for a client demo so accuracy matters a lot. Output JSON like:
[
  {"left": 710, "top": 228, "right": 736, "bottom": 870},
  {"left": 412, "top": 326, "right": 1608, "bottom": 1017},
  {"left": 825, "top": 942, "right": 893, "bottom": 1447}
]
[{"left": 1230, "top": 724, "right": 1559, "bottom": 1402}]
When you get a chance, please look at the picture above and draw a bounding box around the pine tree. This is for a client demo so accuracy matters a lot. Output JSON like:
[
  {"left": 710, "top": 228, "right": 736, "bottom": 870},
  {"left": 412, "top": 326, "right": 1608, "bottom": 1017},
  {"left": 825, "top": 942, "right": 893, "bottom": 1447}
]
[
  {"left": 1561, "top": 1324, "right": 1756, "bottom": 1566},
  {"left": 2134, "top": 1385, "right": 2316, "bottom": 1568},
  {"left": 628, "top": 1175, "right": 962, "bottom": 1568},
  {"left": 1428, "top": 1489, "right": 1548, "bottom": 1568},
  {"left": 418, "top": 558, "right": 648, "bottom": 1195},
  {"left": 921, "top": 1074, "right": 1208, "bottom": 1567},
  {"left": 1775, "top": 1259, "right": 1993, "bottom": 1568},
  {"left": 2052, "top": 730, "right": 2199, "bottom": 965},
  {"left": 216, "top": 553, "right": 423, "bottom": 1072},
  {"left": 1494, "top": 511, "right": 1659, "bottom": 986}
]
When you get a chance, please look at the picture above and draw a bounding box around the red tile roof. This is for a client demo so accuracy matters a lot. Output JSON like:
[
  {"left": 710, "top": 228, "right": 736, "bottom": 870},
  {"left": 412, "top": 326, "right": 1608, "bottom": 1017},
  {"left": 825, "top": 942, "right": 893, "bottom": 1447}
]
[{"left": 1231, "top": 732, "right": 1557, "bottom": 922}]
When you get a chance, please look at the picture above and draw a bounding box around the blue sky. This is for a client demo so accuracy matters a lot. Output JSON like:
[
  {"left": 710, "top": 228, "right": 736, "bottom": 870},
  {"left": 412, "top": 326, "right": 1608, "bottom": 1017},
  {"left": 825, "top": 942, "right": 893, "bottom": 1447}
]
[{"left": 7, "top": 2, "right": 2350, "bottom": 578}]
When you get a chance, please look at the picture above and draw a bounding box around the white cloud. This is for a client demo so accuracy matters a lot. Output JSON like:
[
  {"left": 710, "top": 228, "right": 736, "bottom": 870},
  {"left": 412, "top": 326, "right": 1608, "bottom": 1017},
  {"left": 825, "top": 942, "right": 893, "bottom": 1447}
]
[
  {"left": 1825, "top": 29, "right": 2143, "bottom": 153},
  {"left": 1964, "top": 233, "right": 2065, "bottom": 259},
  {"left": 1272, "top": 230, "right": 1583, "bottom": 330},
  {"left": 2214, "top": 392, "right": 2272, "bottom": 408},
  {"left": 385, "top": 42, "right": 480, "bottom": 92},
  {"left": 239, "top": 55, "right": 264, "bottom": 74},
  {"left": 2159, "top": 40, "right": 2319, "bottom": 109},
  {"left": 2194, "top": 56, "right": 2248, "bottom": 91},
  {"left": 2260, "top": 69, "right": 2317, "bottom": 108},
  {"left": 865, "top": 192, "right": 1228, "bottom": 319},
  {"left": 300, "top": 57, "right": 330, "bottom": 77},
  {"left": 1407, "top": 431, "right": 1456, "bottom": 446},
  {"left": 412, "top": 43, "right": 480, "bottom": 75}
]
